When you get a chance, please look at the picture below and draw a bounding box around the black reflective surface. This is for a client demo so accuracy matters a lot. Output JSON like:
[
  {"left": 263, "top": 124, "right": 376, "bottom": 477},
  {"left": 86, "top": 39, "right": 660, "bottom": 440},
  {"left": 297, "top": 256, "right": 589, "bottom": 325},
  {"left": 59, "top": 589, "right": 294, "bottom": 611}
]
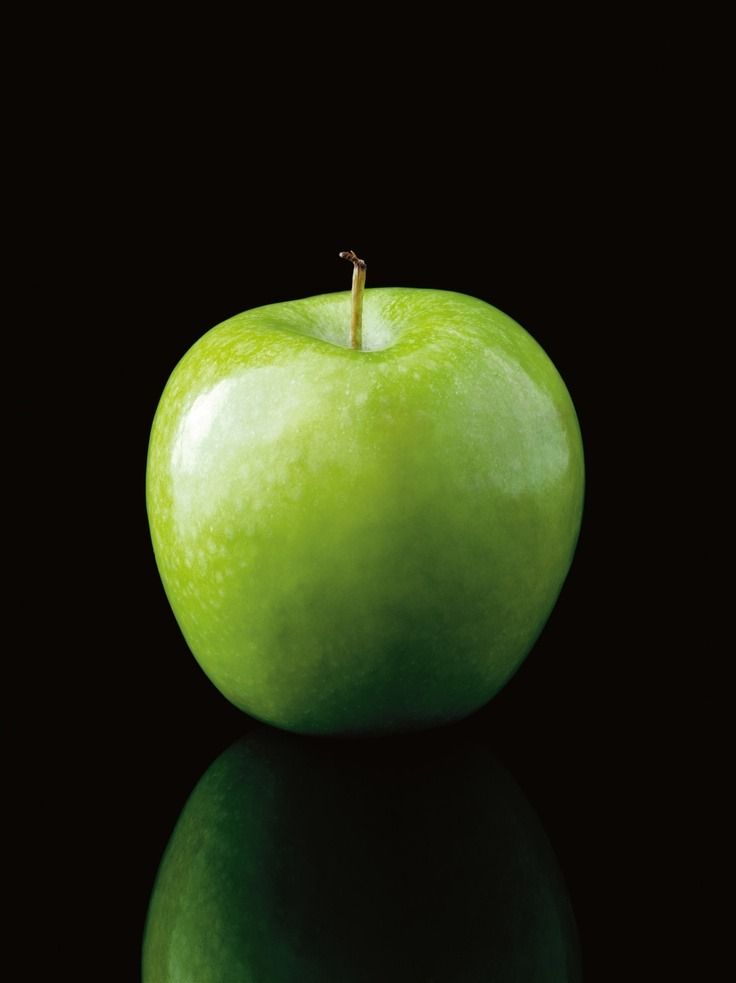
[{"left": 143, "top": 726, "right": 580, "bottom": 982}]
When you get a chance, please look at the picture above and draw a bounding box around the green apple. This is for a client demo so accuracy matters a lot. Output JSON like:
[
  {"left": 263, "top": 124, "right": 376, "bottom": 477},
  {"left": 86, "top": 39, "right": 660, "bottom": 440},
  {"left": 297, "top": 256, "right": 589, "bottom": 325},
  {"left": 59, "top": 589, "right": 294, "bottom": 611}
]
[
  {"left": 146, "top": 277, "right": 584, "bottom": 734},
  {"left": 142, "top": 728, "right": 581, "bottom": 982}
]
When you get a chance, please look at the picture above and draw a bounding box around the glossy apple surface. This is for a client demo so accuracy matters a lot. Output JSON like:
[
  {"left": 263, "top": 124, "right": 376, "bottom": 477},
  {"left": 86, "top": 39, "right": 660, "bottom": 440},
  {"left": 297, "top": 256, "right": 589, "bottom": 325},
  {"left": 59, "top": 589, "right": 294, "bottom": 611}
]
[
  {"left": 147, "top": 288, "right": 584, "bottom": 733},
  {"left": 142, "top": 728, "right": 581, "bottom": 982}
]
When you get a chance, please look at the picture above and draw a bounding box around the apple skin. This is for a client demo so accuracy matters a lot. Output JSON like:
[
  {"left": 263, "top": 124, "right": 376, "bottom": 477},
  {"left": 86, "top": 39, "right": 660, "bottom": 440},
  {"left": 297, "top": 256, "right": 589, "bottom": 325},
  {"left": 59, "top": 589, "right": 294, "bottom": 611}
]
[
  {"left": 142, "top": 728, "right": 581, "bottom": 982},
  {"left": 147, "top": 287, "right": 584, "bottom": 734}
]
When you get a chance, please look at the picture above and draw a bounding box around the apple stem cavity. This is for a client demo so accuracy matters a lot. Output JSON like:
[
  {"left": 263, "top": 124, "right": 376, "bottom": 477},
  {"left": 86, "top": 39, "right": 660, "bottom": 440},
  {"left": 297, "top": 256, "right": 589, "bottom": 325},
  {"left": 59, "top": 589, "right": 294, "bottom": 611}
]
[{"left": 339, "top": 250, "right": 367, "bottom": 350}]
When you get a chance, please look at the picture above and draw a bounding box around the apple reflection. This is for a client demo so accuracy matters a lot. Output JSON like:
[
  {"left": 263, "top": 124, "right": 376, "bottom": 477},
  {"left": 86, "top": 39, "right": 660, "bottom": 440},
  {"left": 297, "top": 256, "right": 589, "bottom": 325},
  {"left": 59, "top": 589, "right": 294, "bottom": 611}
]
[{"left": 143, "top": 727, "right": 581, "bottom": 982}]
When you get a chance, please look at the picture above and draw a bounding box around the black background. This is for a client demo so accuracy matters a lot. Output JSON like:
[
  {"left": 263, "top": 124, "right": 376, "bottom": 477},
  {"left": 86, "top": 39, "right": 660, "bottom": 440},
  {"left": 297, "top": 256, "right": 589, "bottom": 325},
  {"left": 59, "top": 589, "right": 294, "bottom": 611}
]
[{"left": 25, "top": 25, "right": 706, "bottom": 981}]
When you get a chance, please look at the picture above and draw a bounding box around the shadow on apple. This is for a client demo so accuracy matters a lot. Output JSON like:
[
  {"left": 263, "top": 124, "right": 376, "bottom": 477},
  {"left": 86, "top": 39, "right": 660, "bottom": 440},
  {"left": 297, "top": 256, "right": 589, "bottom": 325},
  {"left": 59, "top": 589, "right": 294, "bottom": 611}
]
[{"left": 143, "top": 726, "right": 581, "bottom": 982}]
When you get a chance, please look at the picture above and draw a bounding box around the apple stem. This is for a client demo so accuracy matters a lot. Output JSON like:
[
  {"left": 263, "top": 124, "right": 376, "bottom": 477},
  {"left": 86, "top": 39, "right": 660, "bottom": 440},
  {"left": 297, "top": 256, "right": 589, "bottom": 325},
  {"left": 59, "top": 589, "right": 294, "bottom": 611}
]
[{"left": 339, "top": 250, "right": 367, "bottom": 350}]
